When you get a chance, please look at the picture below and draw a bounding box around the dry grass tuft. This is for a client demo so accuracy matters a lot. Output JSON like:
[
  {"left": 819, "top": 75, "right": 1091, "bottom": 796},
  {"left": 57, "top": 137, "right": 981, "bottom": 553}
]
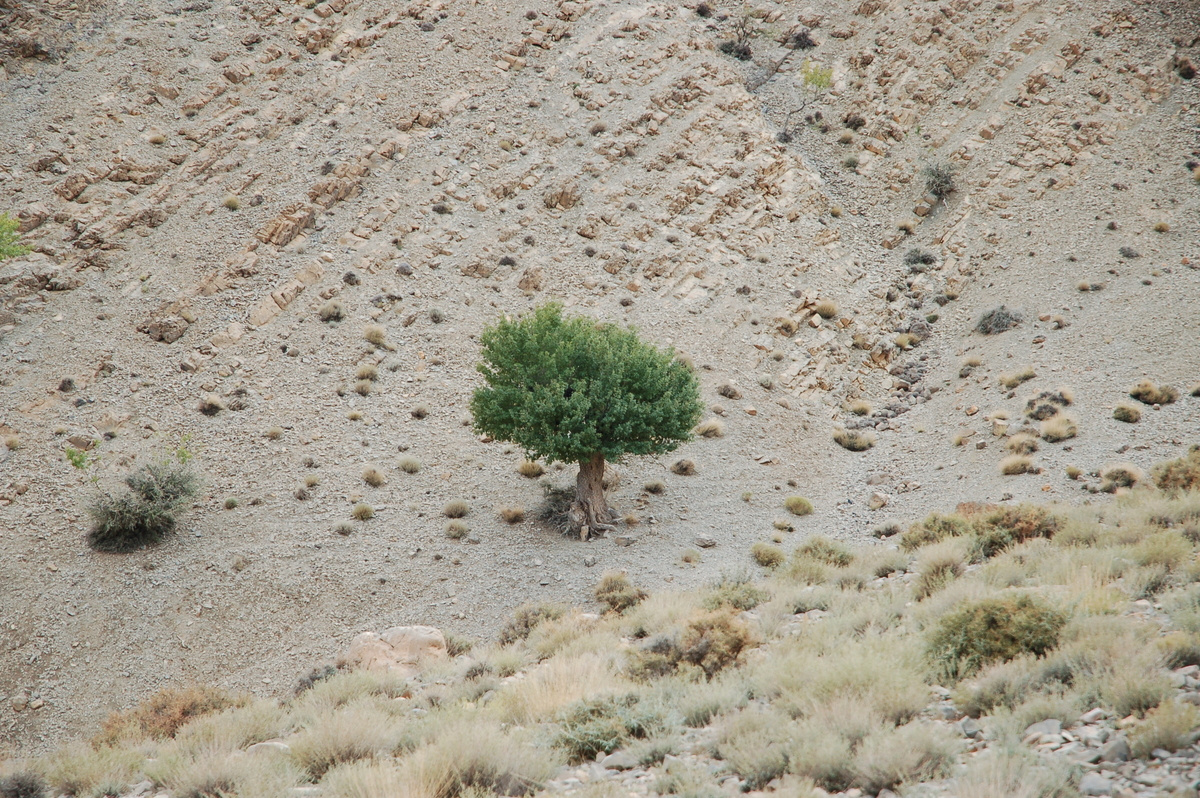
[
  {"left": 446, "top": 520, "right": 468, "bottom": 540},
  {"left": 1100, "top": 462, "right": 1143, "bottom": 493},
  {"left": 398, "top": 457, "right": 420, "bottom": 474},
  {"left": 264, "top": 426, "right": 284, "bottom": 440},
  {"left": 362, "top": 467, "right": 386, "bottom": 488},
  {"left": 94, "top": 687, "right": 244, "bottom": 746},
  {"left": 671, "top": 459, "right": 696, "bottom": 476},
  {"left": 834, "top": 429, "right": 876, "bottom": 452},
  {"left": 443, "top": 500, "right": 469, "bottom": 518},
  {"left": 644, "top": 480, "right": 666, "bottom": 494},
  {"left": 814, "top": 299, "right": 839, "bottom": 319},
  {"left": 847, "top": 400, "right": 872, "bottom": 416},
  {"left": 518, "top": 459, "right": 545, "bottom": 478},
  {"left": 785, "top": 496, "right": 814, "bottom": 516},
  {"left": 198, "top": 394, "right": 224, "bottom": 416},
  {"left": 999, "top": 367, "right": 1036, "bottom": 389},
  {"left": 1130, "top": 379, "right": 1179, "bottom": 406},
  {"left": 353, "top": 380, "right": 372, "bottom": 396},
  {"left": 1006, "top": 434, "right": 1039, "bottom": 455},
  {"left": 318, "top": 300, "right": 345, "bottom": 322},
  {"left": 304, "top": 475, "right": 320, "bottom": 488},
  {"left": 499, "top": 506, "right": 525, "bottom": 524},
  {"left": 355, "top": 364, "right": 378, "bottom": 382},
  {"left": 1153, "top": 446, "right": 1200, "bottom": 493},
  {"left": 1040, "top": 413, "right": 1077, "bottom": 443},
  {"left": 751, "top": 542, "right": 786, "bottom": 568},
  {"left": 1000, "top": 455, "right": 1037, "bottom": 475},
  {"left": 695, "top": 418, "right": 725, "bottom": 438},
  {"left": 4, "top": 435, "right": 20, "bottom": 450},
  {"left": 595, "top": 572, "right": 648, "bottom": 612},
  {"left": 351, "top": 503, "right": 374, "bottom": 521},
  {"left": 1129, "top": 700, "right": 1200, "bottom": 757},
  {"left": 1114, "top": 404, "right": 1142, "bottom": 423},
  {"left": 411, "top": 405, "right": 430, "bottom": 420}
]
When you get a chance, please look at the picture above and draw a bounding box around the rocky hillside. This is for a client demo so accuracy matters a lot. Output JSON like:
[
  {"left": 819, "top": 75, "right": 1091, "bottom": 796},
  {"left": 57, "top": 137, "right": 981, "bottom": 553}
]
[{"left": 1, "top": 0, "right": 1198, "bottom": 757}]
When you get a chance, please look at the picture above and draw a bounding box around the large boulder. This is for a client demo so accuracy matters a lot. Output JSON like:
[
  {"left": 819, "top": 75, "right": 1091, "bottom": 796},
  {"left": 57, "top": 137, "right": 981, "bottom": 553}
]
[{"left": 337, "top": 625, "right": 447, "bottom": 677}]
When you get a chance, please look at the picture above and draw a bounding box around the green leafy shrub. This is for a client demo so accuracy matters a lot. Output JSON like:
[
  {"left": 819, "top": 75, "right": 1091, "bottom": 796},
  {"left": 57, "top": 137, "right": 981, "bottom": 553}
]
[
  {"left": 0, "top": 212, "right": 29, "bottom": 260},
  {"left": 555, "top": 695, "right": 660, "bottom": 763},
  {"left": 928, "top": 596, "right": 1067, "bottom": 681},
  {"left": 87, "top": 456, "right": 199, "bottom": 552}
]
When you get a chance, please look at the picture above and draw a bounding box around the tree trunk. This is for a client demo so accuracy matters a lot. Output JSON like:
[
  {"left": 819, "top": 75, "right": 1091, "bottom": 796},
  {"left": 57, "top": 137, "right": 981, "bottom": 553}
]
[{"left": 571, "top": 453, "right": 616, "bottom": 539}]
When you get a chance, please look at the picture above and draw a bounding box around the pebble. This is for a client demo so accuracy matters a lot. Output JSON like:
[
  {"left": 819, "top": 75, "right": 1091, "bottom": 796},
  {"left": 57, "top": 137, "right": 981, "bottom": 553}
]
[
  {"left": 1081, "top": 773, "right": 1114, "bottom": 796},
  {"left": 694, "top": 536, "right": 717, "bottom": 548}
]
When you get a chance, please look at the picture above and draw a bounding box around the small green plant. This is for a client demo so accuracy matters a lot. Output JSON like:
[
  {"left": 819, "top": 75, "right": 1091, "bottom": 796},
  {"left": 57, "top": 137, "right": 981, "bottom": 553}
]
[
  {"left": 595, "top": 572, "right": 648, "bottom": 612},
  {"left": 0, "top": 212, "right": 29, "bottom": 260},
  {"left": 927, "top": 595, "right": 1067, "bottom": 681},
  {"left": 223, "top": 498, "right": 238, "bottom": 510}
]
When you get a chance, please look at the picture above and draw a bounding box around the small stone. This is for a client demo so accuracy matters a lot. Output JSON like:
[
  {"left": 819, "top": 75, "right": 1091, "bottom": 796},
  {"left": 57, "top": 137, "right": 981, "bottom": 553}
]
[
  {"left": 959, "top": 718, "right": 983, "bottom": 738},
  {"left": 11, "top": 692, "right": 28, "bottom": 712},
  {"left": 1080, "top": 773, "right": 1113, "bottom": 796},
  {"left": 1100, "top": 738, "right": 1130, "bottom": 762},
  {"left": 1025, "top": 719, "right": 1062, "bottom": 738},
  {"left": 600, "top": 751, "right": 638, "bottom": 770},
  {"left": 583, "top": 556, "right": 598, "bottom": 567},
  {"left": 29, "top": 698, "right": 44, "bottom": 710},
  {"left": 868, "top": 492, "right": 889, "bottom": 510},
  {"left": 965, "top": 405, "right": 979, "bottom": 416},
  {"left": 614, "top": 535, "right": 636, "bottom": 547},
  {"left": 694, "top": 536, "right": 717, "bottom": 548},
  {"left": 1080, "top": 707, "right": 1108, "bottom": 724}
]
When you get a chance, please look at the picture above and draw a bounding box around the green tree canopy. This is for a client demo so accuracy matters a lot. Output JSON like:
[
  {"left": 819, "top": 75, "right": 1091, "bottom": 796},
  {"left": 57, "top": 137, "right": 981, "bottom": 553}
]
[{"left": 471, "top": 303, "right": 702, "bottom": 536}]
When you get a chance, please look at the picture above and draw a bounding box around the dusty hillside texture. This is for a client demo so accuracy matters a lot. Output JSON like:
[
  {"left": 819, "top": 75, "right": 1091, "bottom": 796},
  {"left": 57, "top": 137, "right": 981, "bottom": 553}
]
[{"left": 0, "top": 0, "right": 1198, "bottom": 757}]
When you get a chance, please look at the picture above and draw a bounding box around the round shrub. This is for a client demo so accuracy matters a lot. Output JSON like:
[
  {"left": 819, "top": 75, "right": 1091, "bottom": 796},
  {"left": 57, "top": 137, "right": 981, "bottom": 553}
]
[
  {"left": 928, "top": 595, "right": 1067, "bottom": 682},
  {"left": 785, "top": 496, "right": 814, "bottom": 516}
]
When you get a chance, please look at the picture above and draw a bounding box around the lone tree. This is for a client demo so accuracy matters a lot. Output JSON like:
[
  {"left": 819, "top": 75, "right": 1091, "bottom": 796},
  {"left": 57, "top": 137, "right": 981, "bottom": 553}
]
[{"left": 472, "top": 303, "right": 703, "bottom": 538}]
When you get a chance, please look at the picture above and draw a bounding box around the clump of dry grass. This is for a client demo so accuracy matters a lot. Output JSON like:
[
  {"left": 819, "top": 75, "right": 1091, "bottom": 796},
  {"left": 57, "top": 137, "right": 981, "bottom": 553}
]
[
  {"left": 304, "top": 475, "right": 320, "bottom": 488},
  {"left": 644, "top": 480, "right": 665, "bottom": 494},
  {"left": 355, "top": 364, "right": 378, "bottom": 382},
  {"left": 517, "top": 459, "right": 545, "bottom": 478},
  {"left": 834, "top": 429, "right": 875, "bottom": 452},
  {"left": 814, "top": 299, "right": 839, "bottom": 319},
  {"left": 443, "top": 500, "right": 469, "bottom": 518},
  {"left": 1040, "top": 413, "right": 1077, "bottom": 443},
  {"left": 353, "top": 380, "right": 372, "bottom": 396},
  {"left": 264, "top": 426, "right": 284, "bottom": 440},
  {"left": 999, "top": 367, "right": 1035, "bottom": 389},
  {"left": 319, "top": 300, "right": 345, "bottom": 322},
  {"left": 446, "top": 520, "right": 468, "bottom": 539},
  {"left": 1153, "top": 446, "right": 1200, "bottom": 493},
  {"left": 351, "top": 503, "right": 374, "bottom": 521},
  {"left": 363, "top": 325, "right": 391, "bottom": 349},
  {"left": 499, "top": 506, "right": 525, "bottom": 524},
  {"left": 751, "top": 542, "right": 785, "bottom": 568},
  {"left": 198, "top": 394, "right": 224, "bottom": 416},
  {"left": 1000, "top": 455, "right": 1037, "bottom": 475},
  {"left": 1129, "top": 700, "right": 1200, "bottom": 757},
  {"left": 847, "top": 400, "right": 871, "bottom": 416},
  {"left": 671, "top": 459, "right": 696, "bottom": 476},
  {"left": 1114, "top": 404, "right": 1142, "bottom": 423},
  {"left": 717, "top": 383, "right": 742, "bottom": 400},
  {"left": 681, "top": 549, "right": 700, "bottom": 565},
  {"left": 362, "top": 467, "right": 386, "bottom": 488},
  {"left": 398, "top": 457, "right": 420, "bottom": 474},
  {"left": 1100, "top": 462, "right": 1143, "bottom": 493},
  {"left": 1006, "top": 434, "right": 1039, "bottom": 455},
  {"left": 4, "top": 435, "right": 20, "bottom": 450},
  {"left": 785, "top": 496, "right": 814, "bottom": 516},
  {"left": 594, "top": 571, "right": 647, "bottom": 612},
  {"left": 1153, "top": 221, "right": 1170, "bottom": 233},
  {"left": 1130, "top": 379, "right": 1179, "bottom": 406},
  {"left": 94, "top": 686, "right": 244, "bottom": 746},
  {"left": 222, "top": 194, "right": 240, "bottom": 211},
  {"left": 411, "top": 405, "right": 430, "bottom": 420},
  {"left": 695, "top": 418, "right": 726, "bottom": 438}
]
